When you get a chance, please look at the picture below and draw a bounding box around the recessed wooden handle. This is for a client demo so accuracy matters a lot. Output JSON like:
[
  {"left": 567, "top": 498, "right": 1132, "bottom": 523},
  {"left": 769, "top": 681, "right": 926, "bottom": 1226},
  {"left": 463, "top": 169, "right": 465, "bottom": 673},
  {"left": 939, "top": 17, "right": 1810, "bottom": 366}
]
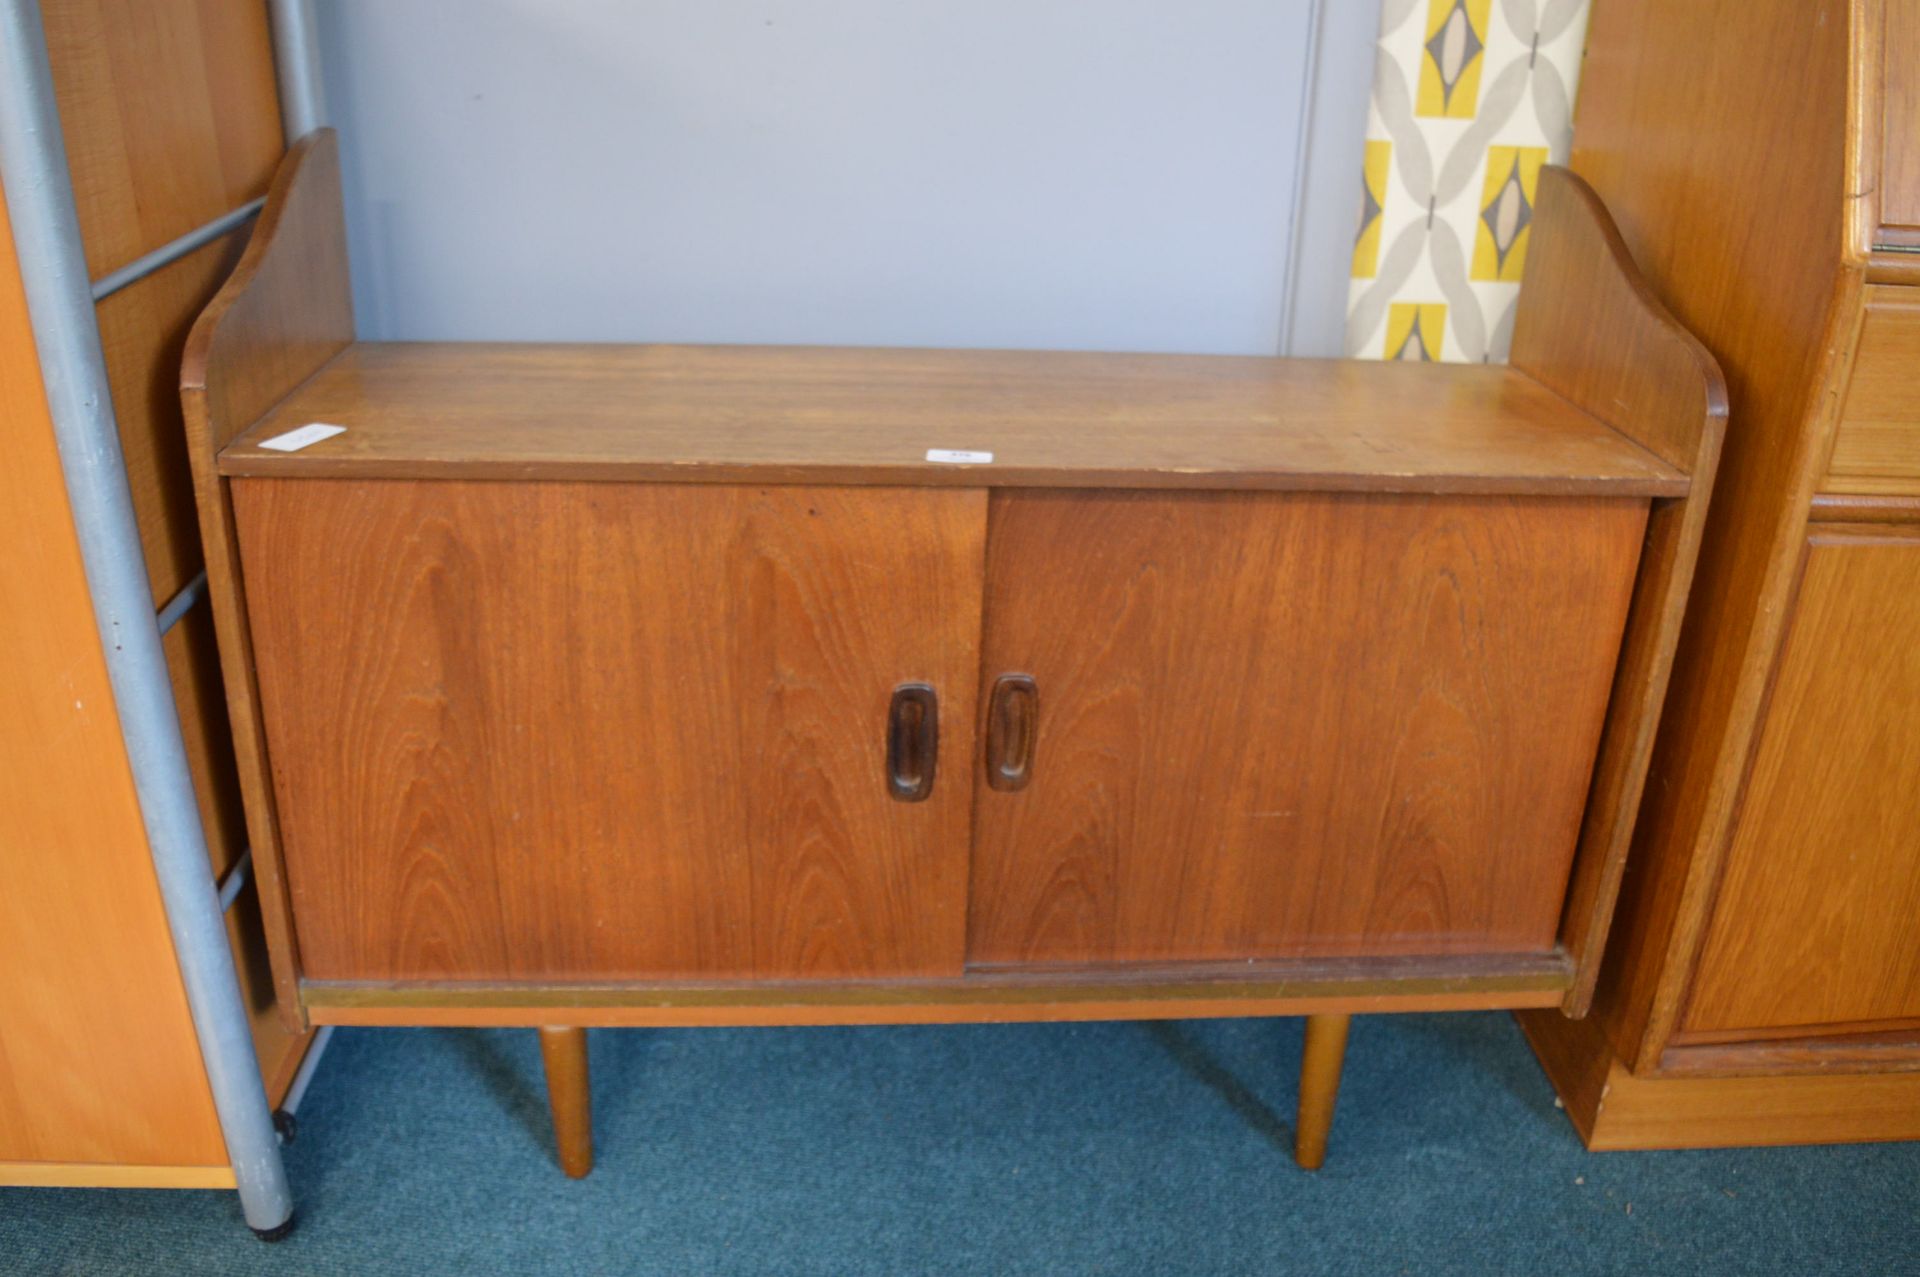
[
  {"left": 886, "top": 684, "right": 938, "bottom": 802},
  {"left": 985, "top": 674, "right": 1037, "bottom": 792}
]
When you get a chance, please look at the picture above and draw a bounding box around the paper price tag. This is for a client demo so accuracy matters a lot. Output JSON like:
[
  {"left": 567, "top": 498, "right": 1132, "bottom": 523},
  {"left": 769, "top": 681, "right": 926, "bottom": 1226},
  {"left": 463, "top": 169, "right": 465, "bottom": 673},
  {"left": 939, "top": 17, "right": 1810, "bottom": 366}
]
[
  {"left": 925, "top": 449, "right": 993, "bottom": 464},
  {"left": 259, "top": 423, "right": 347, "bottom": 453}
]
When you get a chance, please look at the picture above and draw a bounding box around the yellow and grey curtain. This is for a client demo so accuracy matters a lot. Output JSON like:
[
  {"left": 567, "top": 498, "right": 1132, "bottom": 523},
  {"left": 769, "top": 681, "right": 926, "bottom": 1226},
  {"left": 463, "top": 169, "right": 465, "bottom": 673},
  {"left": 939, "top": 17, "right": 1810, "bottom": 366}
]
[{"left": 1347, "top": 0, "right": 1591, "bottom": 363}]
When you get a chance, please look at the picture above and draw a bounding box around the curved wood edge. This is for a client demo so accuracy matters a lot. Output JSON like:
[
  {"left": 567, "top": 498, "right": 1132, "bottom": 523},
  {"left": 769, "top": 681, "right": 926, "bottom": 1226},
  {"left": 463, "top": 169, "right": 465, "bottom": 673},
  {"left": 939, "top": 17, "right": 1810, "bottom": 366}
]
[
  {"left": 1842, "top": 0, "right": 1882, "bottom": 273},
  {"left": 181, "top": 128, "right": 353, "bottom": 421},
  {"left": 1863, "top": 252, "right": 1920, "bottom": 286},
  {"left": 179, "top": 128, "right": 355, "bottom": 1030},
  {"left": 1510, "top": 165, "right": 1729, "bottom": 1018},
  {"left": 1810, "top": 491, "right": 1920, "bottom": 522},
  {"left": 1513, "top": 165, "right": 1729, "bottom": 466}
]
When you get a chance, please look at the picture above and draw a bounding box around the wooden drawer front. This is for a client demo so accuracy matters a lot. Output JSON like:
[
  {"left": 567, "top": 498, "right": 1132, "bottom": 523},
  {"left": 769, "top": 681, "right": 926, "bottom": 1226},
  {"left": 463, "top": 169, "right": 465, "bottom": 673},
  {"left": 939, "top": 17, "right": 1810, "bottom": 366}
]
[
  {"left": 1826, "top": 292, "right": 1920, "bottom": 494},
  {"left": 234, "top": 479, "right": 986, "bottom": 984},
  {"left": 1685, "top": 526, "right": 1920, "bottom": 1035},
  {"left": 966, "top": 490, "right": 1647, "bottom": 966}
]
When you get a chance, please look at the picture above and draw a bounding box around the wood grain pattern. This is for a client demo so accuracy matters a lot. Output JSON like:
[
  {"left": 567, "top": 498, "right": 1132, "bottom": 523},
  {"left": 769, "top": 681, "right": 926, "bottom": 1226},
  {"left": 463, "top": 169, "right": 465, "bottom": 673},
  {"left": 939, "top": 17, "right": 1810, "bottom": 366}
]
[
  {"left": 1823, "top": 287, "right": 1920, "bottom": 494},
  {"left": 1671, "top": 1015, "right": 1920, "bottom": 1048},
  {"left": 1512, "top": 168, "right": 1728, "bottom": 474},
  {"left": 161, "top": 603, "right": 248, "bottom": 884},
  {"left": 1518, "top": 1008, "right": 1920, "bottom": 1150},
  {"left": 299, "top": 950, "right": 1573, "bottom": 1028},
  {"left": 41, "top": 0, "right": 283, "bottom": 279},
  {"left": 93, "top": 229, "right": 248, "bottom": 606},
  {"left": 1683, "top": 526, "right": 1920, "bottom": 1033},
  {"left": 1507, "top": 167, "right": 1727, "bottom": 1014},
  {"left": 1659, "top": 1032, "right": 1920, "bottom": 1076},
  {"left": 234, "top": 479, "right": 984, "bottom": 983},
  {"left": 1590, "top": 1072, "right": 1920, "bottom": 1148},
  {"left": 1847, "top": 0, "right": 1920, "bottom": 276},
  {"left": 1876, "top": 0, "right": 1920, "bottom": 236},
  {"left": 966, "top": 490, "right": 1646, "bottom": 966},
  {"left": 181, "top": 129, "right": 356, "bottom": 1023},
  {"left": 0, "top": 177, "right": 226, "bottom": 1169},
  {"left": 1567, "top": 0, "right": 1866, "bottom": 1073},
  {"left": 214, "top": 342, "right": 1686, "bottom": 497}
]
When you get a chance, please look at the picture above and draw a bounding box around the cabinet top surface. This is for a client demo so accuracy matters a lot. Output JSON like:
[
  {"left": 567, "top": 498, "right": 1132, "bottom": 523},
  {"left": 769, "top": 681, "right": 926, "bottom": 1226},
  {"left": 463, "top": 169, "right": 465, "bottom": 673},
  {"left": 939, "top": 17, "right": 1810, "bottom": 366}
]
[{"left": 217, "top": 342, "right": 1687, "bottom": 495}]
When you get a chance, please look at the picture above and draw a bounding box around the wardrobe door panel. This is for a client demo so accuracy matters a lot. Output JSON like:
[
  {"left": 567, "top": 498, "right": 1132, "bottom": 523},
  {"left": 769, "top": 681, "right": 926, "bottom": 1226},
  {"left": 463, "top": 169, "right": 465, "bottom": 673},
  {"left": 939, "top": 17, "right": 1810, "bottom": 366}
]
[
  {"left": 968, "top": 490, "right": 1646, "bottom": 967},
  {"left": 1877, "top": 0, "right": 1920, "bottom": 242},
  {"left": 234, "top": 479, "right": 986, "bottom": 983},
  {"left": 1684, "top": 527, "right": 1920, "bottom": 1034}
]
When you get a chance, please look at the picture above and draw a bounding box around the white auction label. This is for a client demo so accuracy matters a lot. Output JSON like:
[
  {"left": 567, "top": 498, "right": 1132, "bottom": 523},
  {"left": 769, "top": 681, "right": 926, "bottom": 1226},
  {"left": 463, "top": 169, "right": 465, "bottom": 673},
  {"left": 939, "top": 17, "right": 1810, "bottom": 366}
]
[
  {"left": 259, "top": 422, "right": 347, "bottom": 452},
  {"left": 925, "top": 448, "right": 993, "bottom": 464}
]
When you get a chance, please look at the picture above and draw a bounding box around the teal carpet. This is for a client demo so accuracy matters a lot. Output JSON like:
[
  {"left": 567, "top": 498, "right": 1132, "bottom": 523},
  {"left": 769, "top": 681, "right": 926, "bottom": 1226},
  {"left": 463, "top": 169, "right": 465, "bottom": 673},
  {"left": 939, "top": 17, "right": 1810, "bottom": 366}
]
[{"left": 3, "top": 1013, "right": 1914, "bottom": 1274}]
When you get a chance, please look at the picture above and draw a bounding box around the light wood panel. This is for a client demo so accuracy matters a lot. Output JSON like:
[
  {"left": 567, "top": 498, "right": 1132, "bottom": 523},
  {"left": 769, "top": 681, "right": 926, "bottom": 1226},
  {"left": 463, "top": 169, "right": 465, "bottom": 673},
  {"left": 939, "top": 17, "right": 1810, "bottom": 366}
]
[
  {"left": 1673, "top": 1016, "right": 1920, "bottom": 1048},
  {"left": 1823, "top": 288, "right": 1920, "bottom": 494},
  {"left": 182, "top": 129, "right": 357, "bottom": 1023},
  {"left": 1683, "top": 526, "right": 1920, "bottom": 1033},
  {"left": 966, "top": 490, "right": 1646, "bottom": 966},
  {"left": 1519, "top": 1009, "right": 1920, "bottom": 1150},
  {"left": 1507, "top": 166, "right": 1727, "bottom": 1012},
  {"left": 1584, "top": 1068, "right": 1920, "bottom": 1149},
  {"left": 42, "top": 0, "right": 283, "bottom": 280},
  {"left": 1876, "top": 0, "right": 1920, "bottom": 238},
  {"left": 93, "top": 230, "right": 248, "bottom": 606},
  {"left": 217, "top": 342, "right": 1686, "bottom": 497},
  {"left": 234, "top": 479, "right": 985, "bottom": 983},
  {"left": 0, "top": 180, "right": 226, "bottom": 1170},
  {"left": 1567, "top": 0, "right": 1863, "bottom": 1072},
  {"left": 0, "top": 1162, "right": 237, "bottom": 1189}
]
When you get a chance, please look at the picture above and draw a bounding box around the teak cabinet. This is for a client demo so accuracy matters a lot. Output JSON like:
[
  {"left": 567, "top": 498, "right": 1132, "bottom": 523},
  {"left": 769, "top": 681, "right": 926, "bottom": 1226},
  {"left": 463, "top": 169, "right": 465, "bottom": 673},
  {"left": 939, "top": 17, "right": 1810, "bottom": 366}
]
[
  {"left": 181, "top": 130, "right": 1724, "bottom": 1175},
  {"left": 1520, "top": 0, "right": 1920, "bottom": 1148}
]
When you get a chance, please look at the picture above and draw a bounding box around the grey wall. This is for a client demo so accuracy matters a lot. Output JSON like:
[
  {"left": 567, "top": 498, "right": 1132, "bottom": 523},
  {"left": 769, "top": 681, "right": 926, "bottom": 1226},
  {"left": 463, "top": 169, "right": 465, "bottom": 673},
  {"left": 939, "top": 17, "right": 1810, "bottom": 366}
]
[{"left": 316, "top": 1, "right": 1376, "bottom": 356}]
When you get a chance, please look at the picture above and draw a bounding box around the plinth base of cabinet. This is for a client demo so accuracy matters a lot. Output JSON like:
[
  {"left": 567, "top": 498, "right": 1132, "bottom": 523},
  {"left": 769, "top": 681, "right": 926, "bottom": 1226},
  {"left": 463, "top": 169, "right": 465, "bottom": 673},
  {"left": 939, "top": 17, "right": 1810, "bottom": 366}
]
[
  {"left": 300, "top": 952, "right": 1574, "bottom": 1029},
  {"left": 0, "top": 1161, "right": 238, "bottom": 1189},
  {"left": 1518, "top": 1009, "right": 1920, "bottom": 1150}
]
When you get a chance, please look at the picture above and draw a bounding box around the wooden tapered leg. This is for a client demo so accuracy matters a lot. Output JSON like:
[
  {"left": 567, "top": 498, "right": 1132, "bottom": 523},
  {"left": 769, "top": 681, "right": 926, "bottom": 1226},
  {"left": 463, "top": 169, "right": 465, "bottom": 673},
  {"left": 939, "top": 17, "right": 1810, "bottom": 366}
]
[
  {"left": 1294, "top": 1013, "right": 1351, "bottom": 1171},
  {"left": 538, "top": 1026, "right": 594, "bottom": 1178}
]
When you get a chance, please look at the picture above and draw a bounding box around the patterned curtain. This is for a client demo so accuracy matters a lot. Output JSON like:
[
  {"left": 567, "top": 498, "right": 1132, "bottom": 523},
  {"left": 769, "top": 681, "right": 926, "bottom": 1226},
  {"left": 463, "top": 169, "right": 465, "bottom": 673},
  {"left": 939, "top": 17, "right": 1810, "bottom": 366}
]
[{"left": 1346, "top": 0, "right": 1591, "bottom": 364}]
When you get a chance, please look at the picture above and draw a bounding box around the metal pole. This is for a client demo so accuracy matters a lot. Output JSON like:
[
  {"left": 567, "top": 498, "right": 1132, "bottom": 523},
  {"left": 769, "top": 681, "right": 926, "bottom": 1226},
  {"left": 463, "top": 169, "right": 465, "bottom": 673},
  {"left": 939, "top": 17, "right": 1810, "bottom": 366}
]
[
  {"left": 1276, "top": 0, "right": 1327, "bottom": 355},
  {"left": 268, "top": 0, "right": 327, "bottom": 142},
  {"left": 92, "top": 198, "right": 264, "bottom": 301},
  {"left": 0, "top": 0, "right": 294, "bottom": 1240}
]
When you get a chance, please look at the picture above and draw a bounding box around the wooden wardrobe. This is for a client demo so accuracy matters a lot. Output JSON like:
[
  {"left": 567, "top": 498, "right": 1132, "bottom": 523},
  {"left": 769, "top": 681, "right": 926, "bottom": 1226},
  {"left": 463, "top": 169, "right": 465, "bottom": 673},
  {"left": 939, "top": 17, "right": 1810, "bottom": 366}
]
[{"left": 1519, "top": 0, "right": 1920, "bottom": 1148}]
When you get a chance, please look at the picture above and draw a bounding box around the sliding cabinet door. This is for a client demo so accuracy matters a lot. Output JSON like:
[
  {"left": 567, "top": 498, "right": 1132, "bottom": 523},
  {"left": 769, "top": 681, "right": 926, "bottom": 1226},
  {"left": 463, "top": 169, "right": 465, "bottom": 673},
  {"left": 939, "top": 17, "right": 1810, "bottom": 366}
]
[
  {"left": 235, "top": 480, "right": 986, "bottom": 983},
  {"left": 968, "top": 489, "right": 1646, "bottom": 967}
]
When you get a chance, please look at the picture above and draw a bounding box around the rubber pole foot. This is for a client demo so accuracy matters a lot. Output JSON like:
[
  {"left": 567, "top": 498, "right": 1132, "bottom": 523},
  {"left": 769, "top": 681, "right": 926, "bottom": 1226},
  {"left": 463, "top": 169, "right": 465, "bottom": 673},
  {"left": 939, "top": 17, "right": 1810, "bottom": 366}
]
[{"left": 250, "top": 1214, "right": 297, "bottom": 1243}]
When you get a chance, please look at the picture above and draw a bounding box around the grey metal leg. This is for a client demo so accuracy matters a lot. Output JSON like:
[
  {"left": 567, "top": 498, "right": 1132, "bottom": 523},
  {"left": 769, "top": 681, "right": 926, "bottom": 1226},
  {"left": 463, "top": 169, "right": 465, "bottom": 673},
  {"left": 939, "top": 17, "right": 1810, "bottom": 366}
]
[{"left": 269, "top": 0, "right": 329, "bottom": 143}]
